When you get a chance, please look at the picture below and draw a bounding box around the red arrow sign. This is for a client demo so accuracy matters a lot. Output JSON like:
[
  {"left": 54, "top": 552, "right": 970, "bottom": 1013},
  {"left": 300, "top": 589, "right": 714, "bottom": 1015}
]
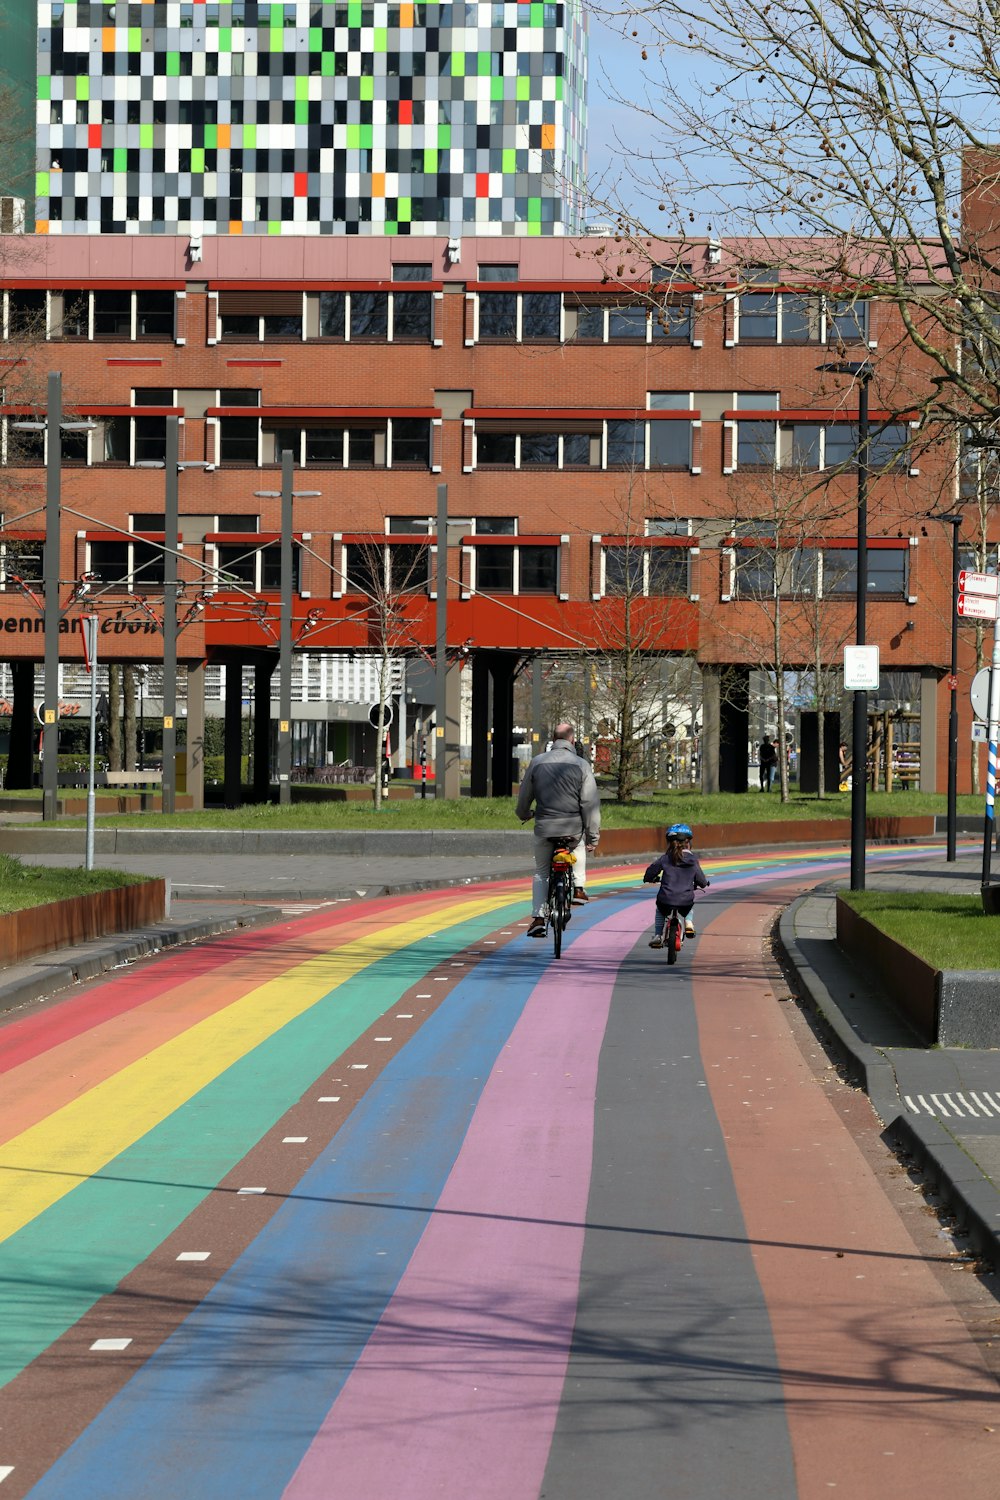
[
  {"left": 958, "top": 592, "right": 1000, "bottom": 620},
  {"left": 958, "top": 570, "right": 1000, "bottom": 597}
]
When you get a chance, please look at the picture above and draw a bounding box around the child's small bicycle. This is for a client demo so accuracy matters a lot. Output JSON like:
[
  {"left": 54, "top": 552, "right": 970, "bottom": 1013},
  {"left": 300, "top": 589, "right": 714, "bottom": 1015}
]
[{"left": 662, "top": 906, "right": 688, "bottom": 966}]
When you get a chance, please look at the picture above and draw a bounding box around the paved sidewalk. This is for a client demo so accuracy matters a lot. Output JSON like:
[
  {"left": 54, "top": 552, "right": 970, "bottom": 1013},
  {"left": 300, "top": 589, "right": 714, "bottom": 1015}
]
[{"left": 779, "top": 849, "right": 1000, "bottom": 1264}]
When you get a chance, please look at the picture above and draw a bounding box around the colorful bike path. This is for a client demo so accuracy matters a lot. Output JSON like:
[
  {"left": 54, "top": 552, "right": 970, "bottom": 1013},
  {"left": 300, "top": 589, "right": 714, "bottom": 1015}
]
[{"left": 0, "top": 846, "right": 996, "bottom": 1498}]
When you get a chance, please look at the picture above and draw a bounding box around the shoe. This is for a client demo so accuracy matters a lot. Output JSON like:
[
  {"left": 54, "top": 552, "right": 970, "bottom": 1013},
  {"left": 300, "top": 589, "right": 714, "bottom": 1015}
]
[
  {"left": 649, "top": 935, "right": 663, "bottom": 948},
  {"left": 572, "top": 888, "right": 589, "bottom": 905},
  {"left": 527, "top": 917, "right": 546, "bottom": 938},
  {"left": 685, "top": 921, "right": 696, "bottom": 938}
]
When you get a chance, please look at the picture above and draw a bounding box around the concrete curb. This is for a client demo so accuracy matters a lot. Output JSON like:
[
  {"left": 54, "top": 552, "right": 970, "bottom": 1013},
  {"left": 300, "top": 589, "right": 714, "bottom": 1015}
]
[
  {"left": 776, "top": 897, "right": 902, "bottom": 1126},
  {"left": 777, "top": 894, "right": 1000, "bottom": 1268},
  {"left": 0, "top": 905, "right": 285, "bottom": 1019},
  {"left": 888, "top": 1113, "right": 1000, "bottom": 1263}
]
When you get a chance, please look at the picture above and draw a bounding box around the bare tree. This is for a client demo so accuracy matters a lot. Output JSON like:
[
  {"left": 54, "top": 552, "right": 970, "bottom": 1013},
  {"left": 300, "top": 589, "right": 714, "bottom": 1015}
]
[
  {"left": 590, "top": 0, "right": 1000, "bottom": 439},
  {"left": 705, "top": 460, "right": 857, "bottom": 800},
  {"left": 341, "top": 531, "right": 430, "bottom": 810},
  {"left": 588, "top": 484, "right": 696, "bottom": 802}
]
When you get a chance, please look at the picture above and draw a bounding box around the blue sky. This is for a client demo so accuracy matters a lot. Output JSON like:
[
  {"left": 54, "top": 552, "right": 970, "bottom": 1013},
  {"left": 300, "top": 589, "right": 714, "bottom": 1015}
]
[{"left": 583, "top": 15, "right": 665, "bottom": 230}]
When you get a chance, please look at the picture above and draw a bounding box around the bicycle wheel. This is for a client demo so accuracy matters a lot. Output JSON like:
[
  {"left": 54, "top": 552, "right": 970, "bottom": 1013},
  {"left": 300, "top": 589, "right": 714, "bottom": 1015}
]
[
  {"left": 552, "top": 875, "right": 565, "bottom": 958},
  {"left": 666, "top": 913, "right": 679, "bottom": 965}
]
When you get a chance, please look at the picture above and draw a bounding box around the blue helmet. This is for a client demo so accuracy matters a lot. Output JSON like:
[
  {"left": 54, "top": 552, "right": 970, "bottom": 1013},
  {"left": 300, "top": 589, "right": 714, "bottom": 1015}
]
[{"left": 667, "top": 822, "right": 693, "bottom": 840}]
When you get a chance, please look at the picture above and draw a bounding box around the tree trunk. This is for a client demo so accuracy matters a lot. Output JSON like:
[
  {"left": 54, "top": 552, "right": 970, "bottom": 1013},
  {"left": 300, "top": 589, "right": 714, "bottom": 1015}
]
[
  {"left": 108, "top": 664, "right": 122, "bottom": 772},
  {"left": 123, "top": 666, "right": 137, "bottom": 772}
]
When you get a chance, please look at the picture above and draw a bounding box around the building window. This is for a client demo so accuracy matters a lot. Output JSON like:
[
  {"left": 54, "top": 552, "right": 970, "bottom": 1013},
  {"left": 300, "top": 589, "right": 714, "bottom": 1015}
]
[
  {"left": 219, "top": 418, "right": 259, "bottom": 465},
  {"left": 391, "top": 291, "right": 433, "bottom": 340},
  {"left": 5, "top": 290, "right": 47, "bottom": 339},
  {"left": 521, "top": 293, "right": 561, "bottom": 339},
  {"left": 733, "top": 544, "right": 776, "bottom": 598},
  {"left": 319, "top": 291, "right": 347, "bottom": 339},
  {"left": 218, "top": 291, "right": 302, "bottom": 341},
  {"left": 607, "top": 303, "right": 648, "bottom": 340},
  {"left": 736, "top": 421, "right": 776, "bottom": 468},
  {"left": 389, "top": 543, "right": 430, "bottom": 592},
  {"left": 826, "top": 297, "right": 869, "bottom": 344},
  {"left": 136, "top": 291, "right": 175, "bottom": 338},
  {"left": 476, "top": 546, "right": 515, "bottom": 591},
  {"left": 133, "top": 416, "right": 167, "bottom": 464},
  {"left": 390, "top": 418, "right": 431, "bottom": 467},
  {"left": 350, "top": 292, "right": 389, "bottom": 339},
  {"left": 604, "top": 546, "right": 689, "bottom": 596},
  {"left": 89, "top": 541, "right": 131, "bottom": 584},
  {"left": 519, "top": 546, "right": 558, "bottom": 593},
  {"left": 1, "top": 539, "right": 44, "bottom": 588},
  {"left": 606, "top": 420, "right": 645, "bottom": 467},
  {"left": 652, "top": 301, "right": 693, "bottom": 340},
  {"left": 479, "top": 291, "right": 518, "bottom": 339},
  {"left": 649, "top": 421, "right": 692, "bottom": 469},
  {"left": 476, "top": 431, "right": 518, "bottom": 466},
  {"left": 822, "top": 547, "right": 907, "bottom": 596},
  {"left": 478, "top": 264, "right": 519, "bottom": 281}
]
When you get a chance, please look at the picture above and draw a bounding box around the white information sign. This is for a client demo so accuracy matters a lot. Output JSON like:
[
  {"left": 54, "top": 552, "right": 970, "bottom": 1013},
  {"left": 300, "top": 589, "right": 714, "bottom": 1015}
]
[
  {"left": 843, "top": 645, "right": 880, "bottom": 691},
  {"left": 958, "top": 592, "right": 1000, "bottom": 621},
  {"left": 958, "top": 570, "right": 1000, "bottom": 597},
  {"left": 973, "top": 722, "right": 989, "bottom": 743}
]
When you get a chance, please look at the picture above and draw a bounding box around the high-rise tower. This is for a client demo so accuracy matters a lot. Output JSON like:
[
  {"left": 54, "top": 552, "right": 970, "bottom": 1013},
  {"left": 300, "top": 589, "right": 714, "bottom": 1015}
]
[{"left": 34, "top": 0, "right": 588, "bottom": 236}]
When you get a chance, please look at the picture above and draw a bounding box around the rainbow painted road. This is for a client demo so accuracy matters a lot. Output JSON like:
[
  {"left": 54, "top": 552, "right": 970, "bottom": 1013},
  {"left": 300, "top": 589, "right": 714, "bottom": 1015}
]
[{"left": 1, "top": 844, "right": 997, "bottom": 1500}]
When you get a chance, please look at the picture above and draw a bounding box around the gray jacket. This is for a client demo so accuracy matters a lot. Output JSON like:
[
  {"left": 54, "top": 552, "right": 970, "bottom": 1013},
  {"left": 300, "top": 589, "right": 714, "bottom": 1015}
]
[{"left": 515, "top": 741, "right": 601, "bottom": 843}]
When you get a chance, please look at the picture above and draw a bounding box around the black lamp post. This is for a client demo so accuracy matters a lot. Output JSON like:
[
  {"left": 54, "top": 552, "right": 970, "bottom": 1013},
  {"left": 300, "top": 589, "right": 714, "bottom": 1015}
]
[
  {"left": 930, "top": 513, "right": 963, "bottom": 861},
  {"left": 818, "top": 359, "right": 873, "bottom": 891}
]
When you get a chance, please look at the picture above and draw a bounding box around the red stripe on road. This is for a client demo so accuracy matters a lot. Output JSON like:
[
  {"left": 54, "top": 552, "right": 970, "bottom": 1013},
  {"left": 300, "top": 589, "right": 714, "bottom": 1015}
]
[{"left": 691, "top": 884, "right": 1000, "bottom": 1497}]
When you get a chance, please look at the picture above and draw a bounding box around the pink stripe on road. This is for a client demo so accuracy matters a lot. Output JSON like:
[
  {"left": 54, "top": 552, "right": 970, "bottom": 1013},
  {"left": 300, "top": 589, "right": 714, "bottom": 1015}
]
[{"left": 282, "top": 902, "right": 649, "bottom": 1500}]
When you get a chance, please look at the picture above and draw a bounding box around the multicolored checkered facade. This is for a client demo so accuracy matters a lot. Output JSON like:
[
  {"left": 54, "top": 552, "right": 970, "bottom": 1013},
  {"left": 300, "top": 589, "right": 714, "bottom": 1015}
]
[{"left": 34, "top": 0, "right": 587, "bottom": 236}]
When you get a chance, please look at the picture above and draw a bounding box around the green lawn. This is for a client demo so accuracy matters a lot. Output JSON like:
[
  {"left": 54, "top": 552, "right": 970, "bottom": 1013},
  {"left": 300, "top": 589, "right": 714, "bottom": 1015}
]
[
  {"left": 840, "top": 890, "right": 1000, "bottom": 970},
  {"left": 0, "top": 854, "right": 146, "bottom": 914},
  {"left": 38, "top": 787, "right": 981, "bottom": 832}
]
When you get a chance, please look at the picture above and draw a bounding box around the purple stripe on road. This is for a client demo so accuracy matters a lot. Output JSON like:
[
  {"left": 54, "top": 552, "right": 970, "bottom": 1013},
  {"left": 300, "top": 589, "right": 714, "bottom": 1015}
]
[{"left": 282, "top": 902, "right": 649, "bottom": 1500}]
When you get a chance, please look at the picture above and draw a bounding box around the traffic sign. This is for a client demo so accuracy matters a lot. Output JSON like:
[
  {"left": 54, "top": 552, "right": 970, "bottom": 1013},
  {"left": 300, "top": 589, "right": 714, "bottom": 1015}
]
[
  {"left": 958, "top": 592, "right": 999, "bottom": 621},
  {"left": 958, "top": 570, "right": 1000, "bottom": 597},
  {"left": 972, "top": 668, "right": 992, "bottom": 721}
]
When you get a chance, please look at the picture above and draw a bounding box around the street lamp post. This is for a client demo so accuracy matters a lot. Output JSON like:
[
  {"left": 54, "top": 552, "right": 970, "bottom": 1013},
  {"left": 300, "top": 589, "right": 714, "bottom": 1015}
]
[
  {"left": 932, "top": 513, "right": 963, "bottom": 861},
  {"left": 818, "top": 359, "right": 873, "bottom": 891},
  {"left": 255, "top": 456, "right": 320, "bottom": 805},
  {"left": 435, "top": 481, "right": 448, "bottom": 800}
]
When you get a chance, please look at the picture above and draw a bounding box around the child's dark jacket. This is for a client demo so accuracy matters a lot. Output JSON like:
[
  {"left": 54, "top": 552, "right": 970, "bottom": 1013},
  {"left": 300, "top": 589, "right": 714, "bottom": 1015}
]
[{"left": 643, "top": 850, "right": 709, "bottom": 910}]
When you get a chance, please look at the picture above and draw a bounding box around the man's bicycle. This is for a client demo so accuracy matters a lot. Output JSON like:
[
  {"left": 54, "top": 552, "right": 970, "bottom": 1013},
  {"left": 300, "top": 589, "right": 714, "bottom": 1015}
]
[{"left": 545, "top": 838, "right": 577, "bottom": 959}]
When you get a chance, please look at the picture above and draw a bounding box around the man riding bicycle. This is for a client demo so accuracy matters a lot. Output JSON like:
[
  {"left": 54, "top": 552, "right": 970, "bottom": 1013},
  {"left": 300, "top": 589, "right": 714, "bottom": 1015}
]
[{"left": 515, "top": 722, "right": 601, "bottom": 939}]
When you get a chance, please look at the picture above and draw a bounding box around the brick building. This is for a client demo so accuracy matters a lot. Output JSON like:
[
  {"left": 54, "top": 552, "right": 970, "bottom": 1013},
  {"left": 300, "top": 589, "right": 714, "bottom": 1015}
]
[{"left": 0, "top": 230, "right": 992, "bottom": 802}]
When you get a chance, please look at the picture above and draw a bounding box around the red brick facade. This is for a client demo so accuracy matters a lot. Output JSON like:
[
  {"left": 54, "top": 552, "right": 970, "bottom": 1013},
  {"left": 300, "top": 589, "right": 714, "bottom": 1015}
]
[{"left": 0, "top": 233, "right": 994, "bottom": 791}]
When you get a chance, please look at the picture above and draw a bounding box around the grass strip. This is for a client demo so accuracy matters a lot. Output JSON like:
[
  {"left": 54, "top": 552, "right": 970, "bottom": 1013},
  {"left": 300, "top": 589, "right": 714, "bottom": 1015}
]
[
  {"left": 0, "top": 854, "right": 144, "bottom": 914},
  {"left": 43, "top": 789, "right": 979, "bottom": 833},
  {"left": 840, "top": 890, "right": 1000, "bottom": 971}
]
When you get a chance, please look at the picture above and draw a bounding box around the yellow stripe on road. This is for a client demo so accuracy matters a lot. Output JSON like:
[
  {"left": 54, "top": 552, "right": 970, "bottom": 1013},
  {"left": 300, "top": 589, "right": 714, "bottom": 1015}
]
[{"left": 0, "top": 891, "right": 517, "bottom": 1246}]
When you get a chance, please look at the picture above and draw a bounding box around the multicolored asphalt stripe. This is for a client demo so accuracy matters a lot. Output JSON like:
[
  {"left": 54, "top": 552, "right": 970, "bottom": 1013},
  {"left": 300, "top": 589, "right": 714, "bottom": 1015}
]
[{"left": 0, "top": 842, "right": 965, "bottom": 1497}]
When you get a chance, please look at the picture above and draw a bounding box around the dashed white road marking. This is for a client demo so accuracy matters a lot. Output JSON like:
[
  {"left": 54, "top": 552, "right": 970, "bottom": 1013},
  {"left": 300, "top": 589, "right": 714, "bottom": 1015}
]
[
  {"left": 0, "top": 1466, "right": 14, "bottom": 1483},
  {"left": 350, "top": 1063, "right": 369, "bottom": 1070},
  {"left": 416, "top": 993, "right": 432, "bottom": 998},
  {"left": 434, "top": 977, "right": 448, "bottom": 982},
  {"left": 90, "top": 1339, "right": 132, "bottom": 1352},
  {"left": 283, "top": 1136, "right": 308, "bottom": 1144},
  {"left": 396, "top": 1013, "right": 413, "bottom": 1019},
  {"left": 176, "top": 1252, "right": 212, "bottom": 1262},
  {"left": 237, "top": 1186, "right": 266, "bottom": 1195},
  {"left": 318, "top": 1096, "right": 341, "bottom": 1102},
  {"left": 374, "top": 1036, "right": 392, "bottom": 1043}
]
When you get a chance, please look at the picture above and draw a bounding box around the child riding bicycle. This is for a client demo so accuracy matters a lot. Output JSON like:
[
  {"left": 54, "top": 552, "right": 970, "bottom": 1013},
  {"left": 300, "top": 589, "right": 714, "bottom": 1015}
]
[{"left": 643, "top": 823, "right": 710, "bottom": 948}]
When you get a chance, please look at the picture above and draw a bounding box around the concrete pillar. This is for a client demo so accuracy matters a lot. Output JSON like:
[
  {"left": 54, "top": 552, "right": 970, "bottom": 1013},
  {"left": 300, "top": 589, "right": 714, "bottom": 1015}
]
[
  {"left": 253, "top": 658, "right": 275, "bottom": 802},
  {"left": 491, "top": 653, "right": 517, "bottom": 798},
  {"left": 919, "top": 668, "right": 938, "bottom": 793},
  {"left": 720, "top": 667, "right": 750, "bottom": 793},
  {"left": 470, "top": 652, "right": 491, "bottom": 797},
  {"left": 223, "top": 657, "right": 244, "bottom": 806},
  {"left": 442, "top": 658, "right": 462, "bottom": 798},
  {"left": 6, "top": 660, "right": 35, "bottom": 789},
  {"left": 700, "top": 664, "right": 721, "bottom": 795},
  {"left": 184, "top": 659, "right": 205, "bottom": 811},
  {"left": 531, "top": 654, "right": 544, "bottom": 756}
]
